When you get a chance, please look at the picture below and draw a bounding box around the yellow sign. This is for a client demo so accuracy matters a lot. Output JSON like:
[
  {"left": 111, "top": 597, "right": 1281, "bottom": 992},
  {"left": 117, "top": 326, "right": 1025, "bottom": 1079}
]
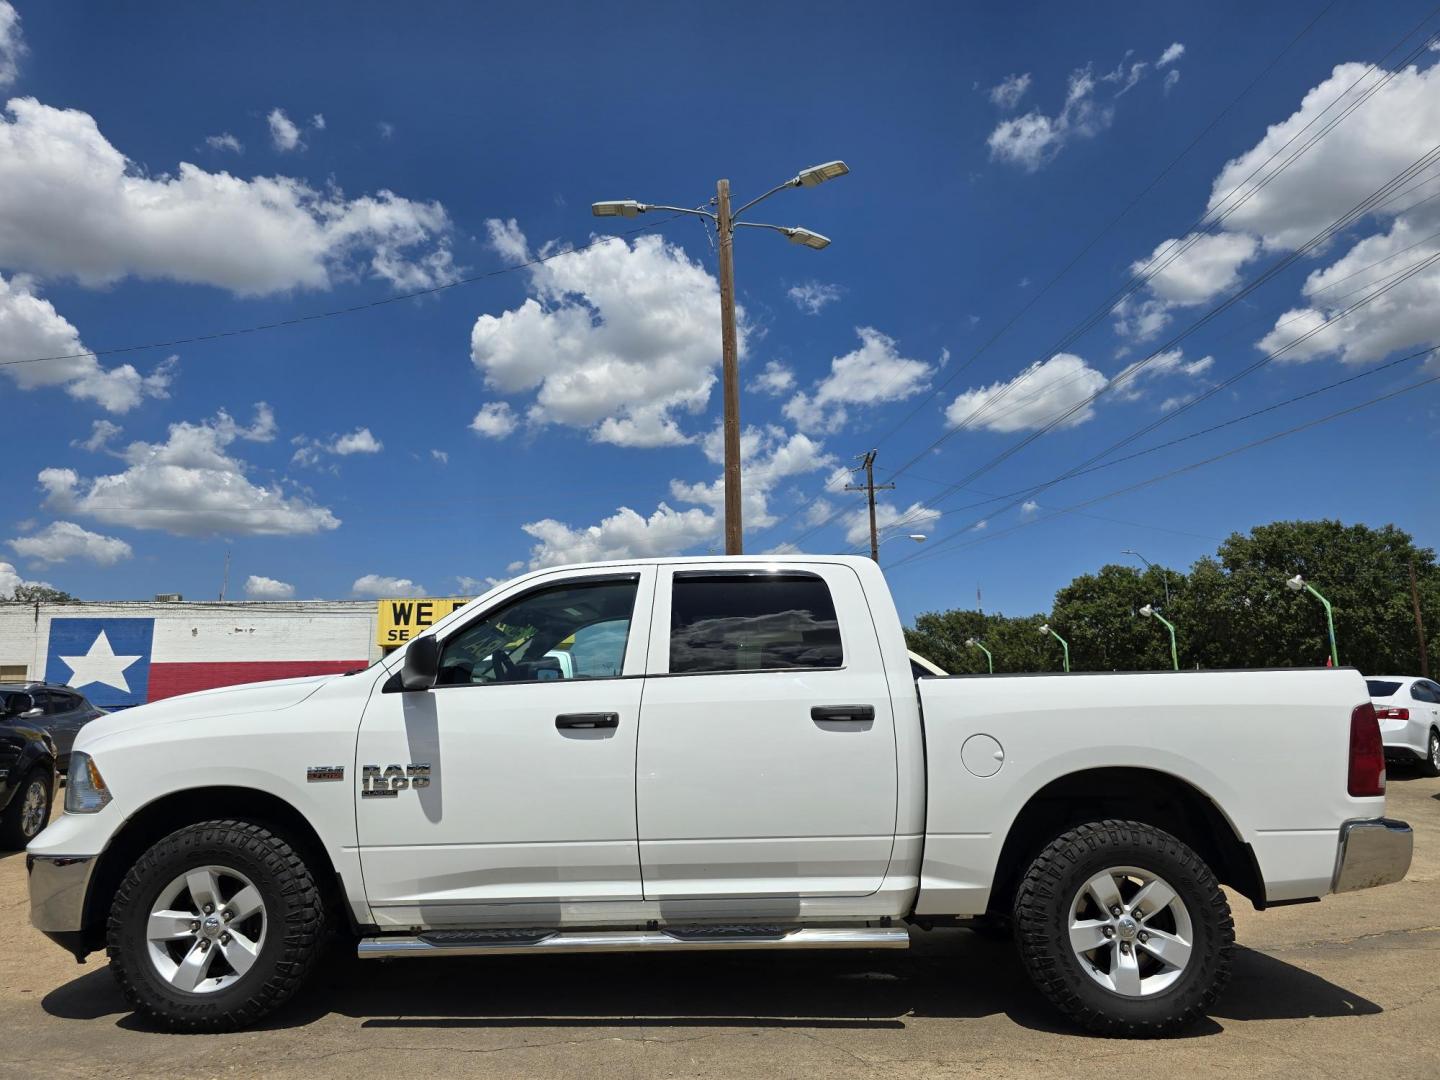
[{"left": 377, "top": 597, "right": 471, "bottom": 647}]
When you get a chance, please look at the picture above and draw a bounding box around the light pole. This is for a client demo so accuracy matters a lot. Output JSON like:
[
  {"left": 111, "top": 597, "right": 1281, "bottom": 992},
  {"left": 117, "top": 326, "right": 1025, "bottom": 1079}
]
[
  {"left": 1122, "top": 549, "right": 1171, "bottom": 607},
  {"left": 965, "top": 636, "right": 994, "bottom": 674},
  {"left": 593, "top": 161, "right": 848, "bottom": 555},
  {"left": 1039, "top": 623, "right": 1070, "bottom": 672},
  {"left": 877, "top": 532, "right": 928, "bottom": 550},
  {"left": 1286, "top": 574, "right": 1339, "bottom": 667},
  {"left": 1139, "top": 603, "right": 1179, "bottom": 671}
]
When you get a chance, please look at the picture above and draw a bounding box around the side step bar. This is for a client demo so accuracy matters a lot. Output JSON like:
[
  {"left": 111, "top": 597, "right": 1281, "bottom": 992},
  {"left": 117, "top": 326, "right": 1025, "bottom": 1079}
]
[{"left": 358, "top": 925, "right": 910, "bottom": 959}]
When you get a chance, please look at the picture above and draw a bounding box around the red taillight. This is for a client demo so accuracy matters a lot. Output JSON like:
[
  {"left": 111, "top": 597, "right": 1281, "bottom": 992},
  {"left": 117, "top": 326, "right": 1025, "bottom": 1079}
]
[
  {"left": 1348, "top": 702, "right": 1386, "bottom": 798},
  {"left": 1374, "top": 706, "right": 1409, "bottom": 721}
]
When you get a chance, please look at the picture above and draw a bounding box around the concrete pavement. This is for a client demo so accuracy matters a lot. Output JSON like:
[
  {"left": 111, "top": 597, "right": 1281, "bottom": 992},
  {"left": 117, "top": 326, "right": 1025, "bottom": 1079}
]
[{"left": 2, "top": 772, "right": 1436, "bottom": 1079}]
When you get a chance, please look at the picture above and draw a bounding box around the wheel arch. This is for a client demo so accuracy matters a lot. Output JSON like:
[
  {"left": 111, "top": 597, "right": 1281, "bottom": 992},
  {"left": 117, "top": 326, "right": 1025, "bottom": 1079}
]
[
  {"left": 78, "top": 786, "right": 348, "bottom": 955},
  {"left": 987, "top": 766, "right": 1265, "bottom": 917}
]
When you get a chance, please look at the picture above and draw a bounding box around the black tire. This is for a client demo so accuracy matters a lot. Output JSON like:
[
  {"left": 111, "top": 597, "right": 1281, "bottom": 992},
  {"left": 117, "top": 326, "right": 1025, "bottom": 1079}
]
[
  {"left": 1421, "top": 728, "right": 1440, "bottom": 778},
  {"left": 0, "top": 768, "right": 53, "bottom": 850},
  {"left": 1013, "top": 819, "right": 1234, "bottom": 1037},
  {"left": 106, "top": 819, "right": 326, "bottom": 1031}
]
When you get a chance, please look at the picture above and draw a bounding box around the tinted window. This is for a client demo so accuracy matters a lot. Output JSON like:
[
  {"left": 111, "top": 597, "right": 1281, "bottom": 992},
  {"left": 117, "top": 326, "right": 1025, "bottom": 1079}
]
[
  {"left": 437, "top": 578, "right": 637, "bottom": 686},
  {"left": 1367, "top": 680, "right": 1402, "bottom": 698},
  {"left": 669, "top": 573, "right": 843, "bottom": 674},
  {"left": 1412, "top": 682, "right": 1439, "bottom": 704}
]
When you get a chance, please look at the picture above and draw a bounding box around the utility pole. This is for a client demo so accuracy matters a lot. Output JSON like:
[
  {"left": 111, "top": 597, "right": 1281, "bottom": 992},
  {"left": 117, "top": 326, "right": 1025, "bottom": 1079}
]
[
  {"left": 1411, "top": 556, "right": 1430, "bottom": 678},
  {"left": 846, "top": 450, "right": 895, "bottom": 562},
  {"left": 715, "top": 179, "right": 743, "bottom": 555},
  {"left": 219, "top": 547, "right": 231, "bottom": 602}
]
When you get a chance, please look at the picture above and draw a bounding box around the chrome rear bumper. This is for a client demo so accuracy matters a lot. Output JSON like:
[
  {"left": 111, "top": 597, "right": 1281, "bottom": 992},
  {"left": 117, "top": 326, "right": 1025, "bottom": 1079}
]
[{"left": 1332, "top": 818, "right": 1412, "bottom": 893}]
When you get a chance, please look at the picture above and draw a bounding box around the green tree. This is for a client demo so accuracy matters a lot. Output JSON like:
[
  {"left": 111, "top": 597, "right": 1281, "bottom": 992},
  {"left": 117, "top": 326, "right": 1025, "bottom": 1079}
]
[
  {"left": 8, "top": 583, "right": 77, "bottom": 603},
  {"left": 1051, "top": 564, "right": 1182, "bottom": 671},
  {"left": 905, "top": 610, "right": 1052, "bottom": 674}
]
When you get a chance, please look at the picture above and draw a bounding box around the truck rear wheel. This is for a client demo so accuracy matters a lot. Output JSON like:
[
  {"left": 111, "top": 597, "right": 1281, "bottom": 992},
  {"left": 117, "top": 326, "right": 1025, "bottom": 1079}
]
[
  {"left": 1012, "top": 819, "right": 1233, "bottom": 1037},
  {"left": 106, "top": 819, "right": 326, "bottom": 1031}
]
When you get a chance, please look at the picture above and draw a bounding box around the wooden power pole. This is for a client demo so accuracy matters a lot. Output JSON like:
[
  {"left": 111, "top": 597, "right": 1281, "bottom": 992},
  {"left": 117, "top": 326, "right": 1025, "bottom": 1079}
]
[
  {"left": 846, "top": 449, "right": 895, "bottom": 562},
  {"left": 1411, "top": 555, "right": 1430, "bottom": 678},
  {"left": 715, "top": 179, "right": 743, "bottom": 555}
]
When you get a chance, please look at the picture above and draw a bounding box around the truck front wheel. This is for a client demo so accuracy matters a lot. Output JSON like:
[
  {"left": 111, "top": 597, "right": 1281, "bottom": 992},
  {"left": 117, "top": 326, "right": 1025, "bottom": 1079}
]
[
  {"left": 1012, "top": 819, "right": 1234, "bottom": 1036},
  {"left": 106, "top": 819, "right": 326, "bottom": 1031}
]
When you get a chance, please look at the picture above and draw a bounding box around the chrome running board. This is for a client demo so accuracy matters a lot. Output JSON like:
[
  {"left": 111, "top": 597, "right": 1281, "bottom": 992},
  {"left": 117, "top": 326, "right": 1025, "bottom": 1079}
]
[{"left": 357, "top": 925, "right": 910, "bottom": 959}]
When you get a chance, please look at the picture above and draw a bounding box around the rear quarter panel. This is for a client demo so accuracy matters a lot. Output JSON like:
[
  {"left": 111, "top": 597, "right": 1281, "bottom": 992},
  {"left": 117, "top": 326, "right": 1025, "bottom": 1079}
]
[{"left": 915, "top": 668, "right": 1379, "bottom": 914}]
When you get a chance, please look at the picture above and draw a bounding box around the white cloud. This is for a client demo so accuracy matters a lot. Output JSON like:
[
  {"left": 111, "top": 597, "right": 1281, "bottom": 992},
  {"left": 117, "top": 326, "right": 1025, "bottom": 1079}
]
[
  {"left": 0, "top": 560, "right": 49, "bottom": 599},
  {"left": 0, "top": 273, "right": 176, "bottom": 411},
  {"left": 430, "top": 448, "right": 449, "bottom": 464},
  {"left": 291, "top": 425, "right": 383, "bottom": 465},
  {"left": 0, "top": 97, "right": 457, "bottom": 294},
  {"left": 267, "top": 107, "right": 302, "bottom": 152},
  {"left": 989, "top": 73, "right": 1032, "bottom": 110},
  {"left": 1130, "top": 231, "right": 1260, "bottom": 306},
  {"left": 1157, "top": 43, "right": 1185, "bottom": 67},
  {"left": 331, "top": 427, "right": 382, "bottom": 455},
  {"left": 748, "top": 360, "right": 795, "bottom": 396},
  {"left": 1123, "top": 59, "right": 1440, "bottom": 353},
  {"left": 1021, "top": 499, "right": 1040, "bottom": 516},
  {"left": 945, "top": 353, "right": 1108, "bottom": 432},
  {"left": 378, "top": 121, "right": 395, "bottom": 139},
  {"left": 468, "top": 219, "right": 736, "bottom": 447},
  {"left": 1110, "top": 347, "right": 1214, "bottom": 402},
  {"left": 310, "top": 113, "right": 326, "bottom": 131},
  {"left": 988, "top": 65, "right": 1115, "bottom": 170},
  {"left": 353, "top": 573, "right": 424, "bottom": 598},
  {"left": 787, "top": 281, "right": 842, "bottom": 314},
  {"left": 74, "top": 419, "right": 122, "bottom": 452},
  {"left": 470, "top": 401, "right": 518, "bottom": 439},
  {"left": 671, "top": 424, "right": 836, "bottom": 529},
  {"left": 521, "top": 503, "right": 718, "bottom": 570},
  {"left": 8, "top": 521, "right": 131, "bottom": 566},
  {"left": 783, "top": 327, "right": 932, "bottom": 432},
  {"left": 204, "top": 132, "right": 243, "bottom": 154},
  {"left": 843, "top": 500, "right": 941, "bottom": 547},
  {"left": 0, "top": 2, "right": 24, "bottom": 88},
  {"left": 40, "top": 403, "right": 340, "bottom": 537},
  {"left": 1164, "top": 69, "right": 1181, "bottom": 95},
  {"left": 244, "top": 574, "right": 295, "bottom": 599}
]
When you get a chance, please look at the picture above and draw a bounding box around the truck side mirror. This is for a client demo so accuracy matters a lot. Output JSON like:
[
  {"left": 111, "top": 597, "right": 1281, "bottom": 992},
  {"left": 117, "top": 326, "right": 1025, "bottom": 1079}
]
[{"left": 400, "top": 635, "right": 441, "bottom": 692}]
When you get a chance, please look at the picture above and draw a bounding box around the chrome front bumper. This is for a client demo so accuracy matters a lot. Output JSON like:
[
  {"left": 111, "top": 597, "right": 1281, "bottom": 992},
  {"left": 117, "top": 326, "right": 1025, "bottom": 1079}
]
[
  {"left": 27, "top": 854, "right": 96, "bottom": 933},
  {"left": 1332, "top": 818, "right": 1413, "bottom": 893}
]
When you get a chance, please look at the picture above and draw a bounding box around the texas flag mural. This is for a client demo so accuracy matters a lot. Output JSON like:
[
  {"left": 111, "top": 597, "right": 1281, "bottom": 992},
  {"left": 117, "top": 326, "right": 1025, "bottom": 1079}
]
[{"left": 45, "top": 617, "right": 365, "bottom": 709}]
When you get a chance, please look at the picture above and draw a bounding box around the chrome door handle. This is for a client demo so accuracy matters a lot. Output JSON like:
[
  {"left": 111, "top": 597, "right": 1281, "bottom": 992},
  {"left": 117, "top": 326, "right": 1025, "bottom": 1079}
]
[
  {"left": 810, "top": 705, "right": 875, "bottom": 723},
  {"left": 556, "top": 712, "right": 619, "bottom": 730}
]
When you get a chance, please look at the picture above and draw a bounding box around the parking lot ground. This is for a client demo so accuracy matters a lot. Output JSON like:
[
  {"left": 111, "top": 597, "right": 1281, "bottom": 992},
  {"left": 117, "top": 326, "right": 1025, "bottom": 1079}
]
[{"left": 2, "top": 772, "right": 1438, "bottom": 1080}]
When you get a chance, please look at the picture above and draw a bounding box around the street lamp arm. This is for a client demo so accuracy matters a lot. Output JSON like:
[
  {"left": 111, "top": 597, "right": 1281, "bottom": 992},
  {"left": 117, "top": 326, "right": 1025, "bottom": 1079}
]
[
  {"left": 729, "top": 178, "right": 800, "bottom": 221},
  {"left": 642, "top": 204, "right": 719, "bottom": 221}
]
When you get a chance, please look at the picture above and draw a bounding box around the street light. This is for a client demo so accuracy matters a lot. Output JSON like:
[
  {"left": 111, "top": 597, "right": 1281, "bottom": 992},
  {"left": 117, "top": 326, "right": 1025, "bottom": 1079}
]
[
  {"left": 1139, "top": 603, "right": 1179, "bottom": 672},
  {"left": 878, "top": 533, "right": 928, "bottom": 546},
  {"left": 1286, "top": 574, "right": 1339, "bottom": 667},
  {"left": 593, "top": 160, "right": 847, "bottom": 555},
  {"left": 1039, "top": 623, "right": 1070, "bottom": 673},
  {"left": 965, "top": 636, "right": 994, "bottom": 674},
  {"left": 1122, "top": 549, "right": 1171, "bottom": 607}
]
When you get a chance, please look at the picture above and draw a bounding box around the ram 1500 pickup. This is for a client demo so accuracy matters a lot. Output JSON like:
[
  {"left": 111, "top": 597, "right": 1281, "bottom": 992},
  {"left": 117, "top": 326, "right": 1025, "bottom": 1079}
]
[{"left": 27, "top": 555, "right": 1413, "bottom": 1035}]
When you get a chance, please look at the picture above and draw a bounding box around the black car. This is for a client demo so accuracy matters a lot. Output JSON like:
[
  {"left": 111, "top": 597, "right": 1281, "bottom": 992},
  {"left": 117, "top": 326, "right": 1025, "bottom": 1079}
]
[
  {"left": 0, "top": 682, "right": 105, "bottom": 773},
  {"left": 0, "top": 689, "right": 59, "bottom": 850}
]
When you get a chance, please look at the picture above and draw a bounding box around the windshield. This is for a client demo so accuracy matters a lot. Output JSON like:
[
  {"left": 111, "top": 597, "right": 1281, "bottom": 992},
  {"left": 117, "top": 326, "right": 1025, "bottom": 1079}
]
[{"left": 1366, "top": 679, "right": 1402, "bottom": 698}]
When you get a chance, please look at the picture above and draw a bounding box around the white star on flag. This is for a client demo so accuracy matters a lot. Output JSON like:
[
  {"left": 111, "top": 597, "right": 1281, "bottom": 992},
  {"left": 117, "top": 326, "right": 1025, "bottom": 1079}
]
[{"left": 59, "top": 630, "right": 143, "bottom": 693}]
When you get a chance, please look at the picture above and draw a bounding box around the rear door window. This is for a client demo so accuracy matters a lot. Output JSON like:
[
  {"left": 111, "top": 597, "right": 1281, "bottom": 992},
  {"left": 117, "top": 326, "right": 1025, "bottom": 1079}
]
[
  {"left": 1367, "top": 680, "right": 1402, "bottom": 698},
  {"left": 668, "top": 573, "right": 843, "bottom": 674}
]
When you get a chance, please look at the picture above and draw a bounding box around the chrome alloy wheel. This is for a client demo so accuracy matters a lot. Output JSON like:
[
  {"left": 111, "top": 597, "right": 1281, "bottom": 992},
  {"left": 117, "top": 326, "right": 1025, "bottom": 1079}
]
[
  {"left": 146, "top": 865, "right": 267, "bottom": 994},
  {"left": 1068, "top": 865, "right": 1194, "bottom": 998},
  {"left": 1430, "top": 730, "right": 1439, "bottom": 771},
  {"left": 20, "top": 778, "right": 48, "bottom": 838}
]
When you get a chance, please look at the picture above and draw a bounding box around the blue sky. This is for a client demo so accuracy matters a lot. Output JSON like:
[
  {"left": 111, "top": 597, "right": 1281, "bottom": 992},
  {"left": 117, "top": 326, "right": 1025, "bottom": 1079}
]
[{"left": 1, "top": 0, "right": 1437, "bottom": 621}]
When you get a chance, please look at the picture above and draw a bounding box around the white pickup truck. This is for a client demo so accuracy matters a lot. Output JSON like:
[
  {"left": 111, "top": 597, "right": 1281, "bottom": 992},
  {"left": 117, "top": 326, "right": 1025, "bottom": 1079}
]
[{"left": 28, "top": 555, "right": 1412, "bottom": 1036}]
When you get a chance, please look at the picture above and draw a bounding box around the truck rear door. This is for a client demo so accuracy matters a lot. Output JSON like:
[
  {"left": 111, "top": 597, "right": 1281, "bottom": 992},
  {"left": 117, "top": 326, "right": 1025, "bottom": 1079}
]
[{"left": 635, "top": 564, "right": 899, "bottom": 900}]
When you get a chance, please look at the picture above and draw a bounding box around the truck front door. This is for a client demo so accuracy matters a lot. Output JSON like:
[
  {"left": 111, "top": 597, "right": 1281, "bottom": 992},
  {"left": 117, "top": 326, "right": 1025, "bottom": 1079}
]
[
  {"left": 635, "top": 564, "right": 899, "bottom": 900},
  {"left": 355, "top": 567, "right": 654, "bottom": 928}
]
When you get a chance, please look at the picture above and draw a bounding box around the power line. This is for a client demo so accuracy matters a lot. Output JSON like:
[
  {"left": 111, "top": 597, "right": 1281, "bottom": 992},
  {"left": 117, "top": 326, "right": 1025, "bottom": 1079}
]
[{"left": 888, "top": 373, "right": 1440, "bottom": 573}]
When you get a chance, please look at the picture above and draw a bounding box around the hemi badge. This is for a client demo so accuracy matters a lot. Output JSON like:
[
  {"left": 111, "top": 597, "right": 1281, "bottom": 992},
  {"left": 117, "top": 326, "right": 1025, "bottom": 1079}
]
[{"left": 307, "top": 766, "right": 345, "bottom": 783}]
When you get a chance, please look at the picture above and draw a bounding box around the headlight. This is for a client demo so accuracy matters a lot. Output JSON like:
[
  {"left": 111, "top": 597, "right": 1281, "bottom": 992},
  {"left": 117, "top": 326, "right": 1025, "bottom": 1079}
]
[{"left": 64, "top": 752, "right": 112, "bottom": 814}]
